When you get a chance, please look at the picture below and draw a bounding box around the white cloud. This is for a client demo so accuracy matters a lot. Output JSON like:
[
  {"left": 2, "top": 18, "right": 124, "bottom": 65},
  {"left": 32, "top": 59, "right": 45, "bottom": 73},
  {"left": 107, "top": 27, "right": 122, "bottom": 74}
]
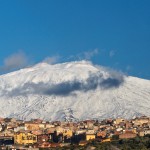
[
  {"left": 83, "top": 48, "right": 99, "bottom": 60},
  {"left": 1, "top": 51, "right": 29, "bottom": 72},
  {"left": 109, "top": 50, "right": 116, "bottom": 57},
  {"left": 65, "top": 49, "right": 99, "bottom": 62},
  {"left": 0, "top": 51, "right": 61, "bottom": 74},
  {"left": 43, "top": 55, "right": 60, "bottom": 64},
  {"left": 126, "top": 65, "right": 132, "bottom": 72}
]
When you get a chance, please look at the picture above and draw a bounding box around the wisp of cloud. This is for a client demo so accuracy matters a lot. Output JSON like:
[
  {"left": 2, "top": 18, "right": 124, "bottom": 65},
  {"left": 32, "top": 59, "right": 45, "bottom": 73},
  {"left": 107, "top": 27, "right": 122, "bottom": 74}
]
[{"left": 4, "top": 69, "right": 125, "bottom": 97}]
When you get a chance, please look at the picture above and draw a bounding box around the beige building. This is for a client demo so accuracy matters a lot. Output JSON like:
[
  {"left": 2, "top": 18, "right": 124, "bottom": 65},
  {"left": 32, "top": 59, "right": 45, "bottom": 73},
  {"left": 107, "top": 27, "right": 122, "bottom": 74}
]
[
  {"left": 14, "top": 132, "right": 37, "bottom": 145},
  {"left": 86, "top": 134, "right": 96, "bottom": 141},
  {"left": 25, "top": 122, "right": 40, "bottom": 131},
  {"left": 119, "top": 132, "right": 136, "bottom": 139}
]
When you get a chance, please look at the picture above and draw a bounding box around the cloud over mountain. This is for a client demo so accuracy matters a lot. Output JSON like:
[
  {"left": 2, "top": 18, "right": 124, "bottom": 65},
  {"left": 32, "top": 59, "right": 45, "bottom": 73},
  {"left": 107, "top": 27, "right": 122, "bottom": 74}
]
[
  {"left": 6, "top": 71, "right": 124, "bottom": 96},
  {"left": 0, "top": 51, "right": 29, "bottom": 73}
]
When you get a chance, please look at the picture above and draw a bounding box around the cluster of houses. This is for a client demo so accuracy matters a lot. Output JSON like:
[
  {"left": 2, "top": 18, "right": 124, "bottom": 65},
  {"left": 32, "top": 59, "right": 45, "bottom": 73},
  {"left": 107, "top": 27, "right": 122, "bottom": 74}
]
[{"left": 0, "top": 116, "right": 150, "bottom": 149}]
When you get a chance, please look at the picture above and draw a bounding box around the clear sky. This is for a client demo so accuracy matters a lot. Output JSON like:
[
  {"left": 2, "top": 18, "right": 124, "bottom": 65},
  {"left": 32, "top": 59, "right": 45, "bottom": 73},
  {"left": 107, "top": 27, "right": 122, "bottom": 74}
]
[{"left": 0, "top": 0, "right": 150, "bottom": 79}]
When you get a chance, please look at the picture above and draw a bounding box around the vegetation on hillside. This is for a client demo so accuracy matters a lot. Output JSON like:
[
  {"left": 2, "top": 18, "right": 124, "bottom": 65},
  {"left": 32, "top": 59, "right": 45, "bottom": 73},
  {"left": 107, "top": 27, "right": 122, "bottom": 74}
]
[{"left": 39, "top": 134, "right": 150, "bottom": 150}]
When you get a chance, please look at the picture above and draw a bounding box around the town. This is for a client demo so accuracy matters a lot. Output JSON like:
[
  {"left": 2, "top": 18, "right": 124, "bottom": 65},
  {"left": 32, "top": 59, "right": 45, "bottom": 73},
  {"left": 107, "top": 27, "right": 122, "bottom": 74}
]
[{"left": 0, "top": 116, "right": 150, "bottom": 149}]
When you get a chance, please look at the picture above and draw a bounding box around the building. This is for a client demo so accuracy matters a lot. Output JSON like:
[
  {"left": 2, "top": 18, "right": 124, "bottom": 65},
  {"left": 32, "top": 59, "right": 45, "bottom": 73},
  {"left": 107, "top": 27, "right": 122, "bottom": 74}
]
[
  {"left": 37, "top": 134, "right": 49, "bottom": 143},
  {"left": 14, "top": 132, "right": 37, "bottom": 145},
  {"left": 25, "top": 122, "right": 40, "bottom": 131},
  {"left": 86, "top": 134, "right": 95, "bottom": 141},
  {"left": 119, "top": 132, "right": 136, "bottom": 139}
]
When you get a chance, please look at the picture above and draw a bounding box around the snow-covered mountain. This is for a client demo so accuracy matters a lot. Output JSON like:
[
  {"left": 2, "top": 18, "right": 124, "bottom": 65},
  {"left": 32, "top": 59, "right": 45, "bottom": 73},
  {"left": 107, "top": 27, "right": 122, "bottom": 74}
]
[{"left": 0, "top": 60, "right": 150, "bottom": 121}]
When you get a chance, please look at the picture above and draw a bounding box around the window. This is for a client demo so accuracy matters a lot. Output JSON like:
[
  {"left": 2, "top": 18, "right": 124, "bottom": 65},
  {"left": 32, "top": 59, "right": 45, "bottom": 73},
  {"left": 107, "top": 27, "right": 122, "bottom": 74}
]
[{"left": 33, "top": 137, "right": 36, "bottom": 141}]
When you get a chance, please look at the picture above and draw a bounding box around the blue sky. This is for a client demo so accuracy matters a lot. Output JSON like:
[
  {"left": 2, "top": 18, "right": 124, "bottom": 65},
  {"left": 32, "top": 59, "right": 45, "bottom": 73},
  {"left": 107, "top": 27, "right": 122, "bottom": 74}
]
[{"left": 0, "top": 0, "right": 150, "bottom": 79}]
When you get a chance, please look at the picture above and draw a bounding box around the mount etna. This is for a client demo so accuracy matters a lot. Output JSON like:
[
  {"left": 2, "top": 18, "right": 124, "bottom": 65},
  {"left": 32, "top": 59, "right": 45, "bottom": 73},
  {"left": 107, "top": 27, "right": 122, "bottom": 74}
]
[{"left": 0, "top": 61, "right": 149, "bottom": 121}]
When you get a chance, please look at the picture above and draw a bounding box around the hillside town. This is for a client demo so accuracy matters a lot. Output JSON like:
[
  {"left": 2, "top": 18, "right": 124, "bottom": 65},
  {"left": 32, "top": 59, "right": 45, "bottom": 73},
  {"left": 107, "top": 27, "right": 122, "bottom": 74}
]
[{"left": 0, "top": 116, "right": 150, "bottom": 149}]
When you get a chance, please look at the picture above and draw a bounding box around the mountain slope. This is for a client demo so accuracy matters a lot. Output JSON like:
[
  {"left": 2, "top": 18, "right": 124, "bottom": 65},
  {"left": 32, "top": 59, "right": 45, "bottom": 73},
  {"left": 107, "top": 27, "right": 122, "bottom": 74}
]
[{"left": 0, "top": 61, "right": 150, "bottom": 121}]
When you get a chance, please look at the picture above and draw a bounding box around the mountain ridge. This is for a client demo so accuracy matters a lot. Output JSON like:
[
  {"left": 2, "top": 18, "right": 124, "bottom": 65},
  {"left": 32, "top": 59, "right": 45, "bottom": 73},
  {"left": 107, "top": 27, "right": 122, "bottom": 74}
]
[{"left": 0, "top": 61, "right": 150, "bottom": 121}]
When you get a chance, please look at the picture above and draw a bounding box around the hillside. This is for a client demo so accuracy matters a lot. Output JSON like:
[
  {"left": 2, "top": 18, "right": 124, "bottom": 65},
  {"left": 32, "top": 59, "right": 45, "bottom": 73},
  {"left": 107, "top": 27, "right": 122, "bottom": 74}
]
[{"left": 0, "top": 61, "right": 150, "bottom": 121}]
